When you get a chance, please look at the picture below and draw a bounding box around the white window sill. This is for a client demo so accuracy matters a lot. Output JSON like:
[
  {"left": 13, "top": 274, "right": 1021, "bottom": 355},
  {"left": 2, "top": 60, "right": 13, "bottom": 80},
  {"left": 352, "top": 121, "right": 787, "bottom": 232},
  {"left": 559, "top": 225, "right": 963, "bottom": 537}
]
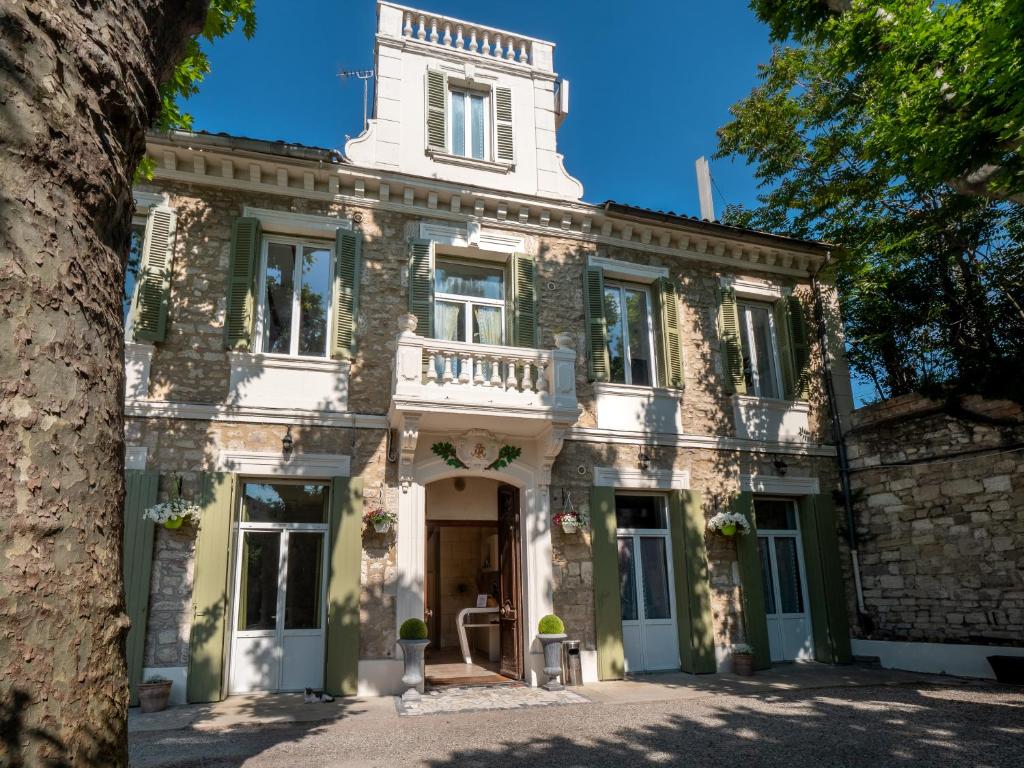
[
  {"left": 228, "top": 351, "right": 350, "bottom": 411},
  {"left": 232, "top": 351, "right": 351, "bottom": 374},
  {"left": 731, "top": 394, "right": 809, "bottom": 413},
  {"left": 732, "top": 394, "right": 810, "bottom": 442},
  {"left": 427, "top": 150, "right": 513, "bottom": 174},
  {"left": 592, "top": 381, "right": 680, "bottom": 398},
  {"left": 593, "top": 382, "right": 683, "bottom": 433}
]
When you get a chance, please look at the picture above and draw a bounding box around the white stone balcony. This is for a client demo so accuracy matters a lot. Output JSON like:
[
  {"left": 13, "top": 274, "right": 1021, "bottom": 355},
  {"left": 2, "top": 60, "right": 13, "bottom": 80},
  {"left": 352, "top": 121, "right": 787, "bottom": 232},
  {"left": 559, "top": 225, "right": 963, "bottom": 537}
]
[
  {"left": 379, "top": 2, "right": 555, "bottom": 72},
  {"left": 389, "top": 315, "right": 578, "bottom": 438}
]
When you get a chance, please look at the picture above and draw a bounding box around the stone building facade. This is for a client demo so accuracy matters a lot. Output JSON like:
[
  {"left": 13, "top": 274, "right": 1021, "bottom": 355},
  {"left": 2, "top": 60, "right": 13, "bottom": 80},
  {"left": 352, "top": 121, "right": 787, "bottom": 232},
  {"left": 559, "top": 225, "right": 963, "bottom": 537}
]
[
  {"left": 845, "top": 394, "right": 1024, "bottom": 678},
  {"left": 120, "top": 2, "right": 856, "bottom": 704}
]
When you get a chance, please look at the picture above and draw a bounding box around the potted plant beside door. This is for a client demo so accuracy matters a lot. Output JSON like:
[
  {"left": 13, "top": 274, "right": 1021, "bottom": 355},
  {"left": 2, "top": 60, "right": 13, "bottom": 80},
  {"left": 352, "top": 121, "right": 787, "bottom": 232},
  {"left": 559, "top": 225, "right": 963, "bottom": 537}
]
[
  {"left": 137, "top": 676, "right": 173, "bottom": 713},
  {"left": 731, "top": 643, "right": 755, "bottom": 676},
  {"left": 537, "top": 614, "right": 568, "bottom": 690},
  {"left": 397, "top": 618, "right": 430, "bottom": 702}
]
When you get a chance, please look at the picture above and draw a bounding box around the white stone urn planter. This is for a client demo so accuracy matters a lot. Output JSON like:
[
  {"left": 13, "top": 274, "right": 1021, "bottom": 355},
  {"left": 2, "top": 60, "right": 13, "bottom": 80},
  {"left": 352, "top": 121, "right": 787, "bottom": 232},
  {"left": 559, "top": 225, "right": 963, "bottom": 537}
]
[
  {"left": 537, "top": 633, "right": 567, "bottom": 690},
  {"left": 398, "top": 638, "right": 430, "bottom": 702}
]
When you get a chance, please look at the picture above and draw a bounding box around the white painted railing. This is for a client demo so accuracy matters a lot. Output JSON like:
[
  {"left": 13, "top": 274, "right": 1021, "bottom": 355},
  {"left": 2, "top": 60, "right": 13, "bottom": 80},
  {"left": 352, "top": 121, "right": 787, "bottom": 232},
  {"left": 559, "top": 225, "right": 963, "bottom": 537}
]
[
  {"left": 422, "top": 338, "right": 549, "bottom": 393},
  {"left": 380, "top": 3, "right": 554, "bottom": 71},
  {"left": 391, "top": 315, "right": 577, "bottom": 416}
]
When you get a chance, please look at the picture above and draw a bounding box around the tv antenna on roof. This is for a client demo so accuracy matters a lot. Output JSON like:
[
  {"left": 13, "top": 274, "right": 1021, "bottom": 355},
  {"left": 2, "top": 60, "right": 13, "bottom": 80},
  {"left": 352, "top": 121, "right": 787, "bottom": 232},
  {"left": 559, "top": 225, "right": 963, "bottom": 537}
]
[{"left": 338, "top": 68, "right": 375, "bottom": 132}]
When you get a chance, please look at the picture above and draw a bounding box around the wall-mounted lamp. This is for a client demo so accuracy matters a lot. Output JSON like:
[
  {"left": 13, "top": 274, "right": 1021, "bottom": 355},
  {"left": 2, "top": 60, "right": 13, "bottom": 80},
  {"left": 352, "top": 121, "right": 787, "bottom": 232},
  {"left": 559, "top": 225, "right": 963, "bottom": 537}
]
[
  {"left": 282, "top": 427, "right": 294, "bottom": 457},
  {"left": 773, "top": 457, "right": 788, "bottom": 476},
  {"left": 638, "top": 445, "right": 654, "bottom": 471}
]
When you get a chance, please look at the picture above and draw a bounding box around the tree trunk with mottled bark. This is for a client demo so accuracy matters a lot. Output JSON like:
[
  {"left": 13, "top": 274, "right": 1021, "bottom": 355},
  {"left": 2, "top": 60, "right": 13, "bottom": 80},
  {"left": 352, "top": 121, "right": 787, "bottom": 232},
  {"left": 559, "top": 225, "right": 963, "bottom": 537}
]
[{"left": 0, "top": 2, "right": 206, "bottom": 765}]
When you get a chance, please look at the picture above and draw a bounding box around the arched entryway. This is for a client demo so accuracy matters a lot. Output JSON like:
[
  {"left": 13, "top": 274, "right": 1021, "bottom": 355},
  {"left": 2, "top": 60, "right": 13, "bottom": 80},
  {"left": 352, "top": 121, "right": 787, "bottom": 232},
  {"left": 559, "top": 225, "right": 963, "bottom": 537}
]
[
  {"left": 396, "top": 455, "right": 554, "bottom": 687},
  {"left": 423, "top": 477, "right": 524, "bottom": 685}
]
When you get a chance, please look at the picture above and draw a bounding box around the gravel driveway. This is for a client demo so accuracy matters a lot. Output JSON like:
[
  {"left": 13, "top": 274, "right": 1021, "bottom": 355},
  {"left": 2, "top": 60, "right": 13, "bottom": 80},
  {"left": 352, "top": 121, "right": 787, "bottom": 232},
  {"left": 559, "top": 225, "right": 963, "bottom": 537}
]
[{"left": 129, "top": 682, "right": 1024, "bottom": 768}]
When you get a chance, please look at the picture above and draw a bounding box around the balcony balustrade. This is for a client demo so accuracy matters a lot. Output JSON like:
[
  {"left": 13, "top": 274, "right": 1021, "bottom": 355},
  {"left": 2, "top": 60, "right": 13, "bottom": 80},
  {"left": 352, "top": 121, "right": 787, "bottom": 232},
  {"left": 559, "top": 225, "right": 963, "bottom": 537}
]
[{"left": 390, "top": 315, "right": 578, "bottom": 437}]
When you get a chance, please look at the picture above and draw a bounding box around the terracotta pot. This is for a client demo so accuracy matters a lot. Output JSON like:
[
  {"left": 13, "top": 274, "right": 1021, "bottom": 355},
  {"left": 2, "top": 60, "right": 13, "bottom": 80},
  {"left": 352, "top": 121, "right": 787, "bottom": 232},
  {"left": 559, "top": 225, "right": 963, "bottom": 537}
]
[
  {"left": 720, "top": 523, "right": 737, "bottom": 537},
  {"left": 733, "top": 652, "right": 755, "bottom": 676},
  {"left": 137, "top": 681, "right": 172, "bottom": 713},
  {"left": 163, "top": 517, "right": 183, "bottom": 530}
]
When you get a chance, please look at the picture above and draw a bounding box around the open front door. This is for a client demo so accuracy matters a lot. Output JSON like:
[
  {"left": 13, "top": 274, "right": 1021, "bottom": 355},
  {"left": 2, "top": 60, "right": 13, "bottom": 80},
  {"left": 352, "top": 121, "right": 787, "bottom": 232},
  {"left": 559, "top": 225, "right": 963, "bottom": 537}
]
[{"left": 497, "top": 484, "right": 523, "bottom": 680}]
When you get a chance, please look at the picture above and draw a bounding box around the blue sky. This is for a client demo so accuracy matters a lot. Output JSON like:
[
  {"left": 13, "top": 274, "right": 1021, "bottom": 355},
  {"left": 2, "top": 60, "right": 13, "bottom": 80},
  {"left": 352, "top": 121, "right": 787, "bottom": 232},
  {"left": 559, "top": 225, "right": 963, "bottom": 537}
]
[{"left": 184, "top": 0, "right": 773, "bottom": 216}]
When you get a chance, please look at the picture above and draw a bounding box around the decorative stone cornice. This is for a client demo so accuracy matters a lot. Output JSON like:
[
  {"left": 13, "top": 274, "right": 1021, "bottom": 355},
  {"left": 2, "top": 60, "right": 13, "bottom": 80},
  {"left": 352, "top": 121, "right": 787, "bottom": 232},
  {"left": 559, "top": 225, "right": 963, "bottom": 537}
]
[{"left": 143, "top": 134, "right": 827, "bottom": 279}]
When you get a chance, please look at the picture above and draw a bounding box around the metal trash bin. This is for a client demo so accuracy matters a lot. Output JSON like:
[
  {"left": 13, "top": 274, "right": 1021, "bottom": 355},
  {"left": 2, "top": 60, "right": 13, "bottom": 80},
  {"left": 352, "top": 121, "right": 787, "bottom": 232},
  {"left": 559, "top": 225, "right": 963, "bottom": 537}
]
[{"left": 562, "top": 639, "right": 583, "bottom": 686}]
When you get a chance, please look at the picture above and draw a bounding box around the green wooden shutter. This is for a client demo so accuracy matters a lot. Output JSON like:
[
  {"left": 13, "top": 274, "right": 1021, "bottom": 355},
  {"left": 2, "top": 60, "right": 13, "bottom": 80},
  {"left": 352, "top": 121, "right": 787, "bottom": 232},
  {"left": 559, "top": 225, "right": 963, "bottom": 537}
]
[
  {"left": 187, "top": 473, "right": 236, "bottom": 703},
  {"left": 132, "top": 207, "right": 176, "bottom": 343},
  {"left": 325, "top": 476, "right": 363, "bottom": 696},
  {"left": 407, "top": 239, "right": 434, "bottom": 337},
  {"left": 717, "top": 286, "right": 746, "bottom": 395},
  {"left": 330, "top": 229, "right": 362, "bottom": 359},
  {"left": 798, "top": 494, "right": 853, "bottom": 665},
  {"left": 590, "top": 485, "right": 624, "bottom": 680},
  {"left": 494, "top": 86, "right": 514, "bottom": 163},
  {"left": 124, "top": 470, "right": 158, "bottom": 705},
  {"left": 732, "top": 492, "right": 771, "bottom": 671},
  {"left": 511, "top": 253, "right": 537, "bottom": 348},
  {"left": 425, "top": 69, "right": 447, "bottom": 153},
  {"left": 787, "top": 295, "right": 812, "bottom": 399},
  {"left": 670, "top": 490, "right": 716, "bottom": 673},
  {"left": 654, "top": 277, "right": 684, "bottom": 388},
  {"left": 774, "top": 298, "right": 797, "bottom": 400},
  {"left": 224, "top": 217, "right": 261, "bottom": 350},
  {"left": 583, "top": 265, "right": 610, "bottom": 381}
]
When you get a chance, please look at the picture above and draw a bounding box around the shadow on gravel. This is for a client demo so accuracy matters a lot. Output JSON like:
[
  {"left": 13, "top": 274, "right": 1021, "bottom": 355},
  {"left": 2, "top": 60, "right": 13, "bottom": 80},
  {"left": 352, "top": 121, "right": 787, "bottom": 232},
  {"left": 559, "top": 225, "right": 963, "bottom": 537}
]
[
  {"left": 128, "top": 696, "right": 365, "bottom": 768},
  {"left": 421, "top": 685, "right": 1024, "bottom": 768}
]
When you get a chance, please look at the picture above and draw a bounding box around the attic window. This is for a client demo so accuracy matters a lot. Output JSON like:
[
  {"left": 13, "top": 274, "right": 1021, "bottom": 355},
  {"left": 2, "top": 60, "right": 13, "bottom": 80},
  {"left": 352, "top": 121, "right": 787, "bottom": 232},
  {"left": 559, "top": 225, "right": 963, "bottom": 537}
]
[{"left": 450, "top": 88, "right": 487, "bottom": 160}]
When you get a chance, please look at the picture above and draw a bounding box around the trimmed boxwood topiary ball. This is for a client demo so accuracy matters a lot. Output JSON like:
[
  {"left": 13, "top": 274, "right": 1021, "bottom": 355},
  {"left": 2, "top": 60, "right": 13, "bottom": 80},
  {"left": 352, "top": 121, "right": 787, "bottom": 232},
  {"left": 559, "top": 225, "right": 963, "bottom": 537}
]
[
  {"left": 399, "top": 618, "right": 429, "bottom": 640},
  {"left": 537, "top": 614, "right": 565, "bottom": 635}
]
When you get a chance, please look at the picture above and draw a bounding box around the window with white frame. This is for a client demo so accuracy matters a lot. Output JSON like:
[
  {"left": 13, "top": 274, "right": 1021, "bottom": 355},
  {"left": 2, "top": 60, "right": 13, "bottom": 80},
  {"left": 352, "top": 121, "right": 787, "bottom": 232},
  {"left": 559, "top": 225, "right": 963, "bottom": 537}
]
[
  {"left": 738, "top": 300, "right": 783, "bottom": 398},
  {"left": 449, "top": 88, "right": 488, "bottom": 161},
  {"left": 433, "top": 259, "right": 505, "bottom": 345},
  {"left": 604, "top": 281, "right": 657, "bottom": 387},
  {"left": 123, "top": 217, "right": 147, "bottom": 335},
  {"left": 256, "top": 237, "right": 333, "bottom": 358}
]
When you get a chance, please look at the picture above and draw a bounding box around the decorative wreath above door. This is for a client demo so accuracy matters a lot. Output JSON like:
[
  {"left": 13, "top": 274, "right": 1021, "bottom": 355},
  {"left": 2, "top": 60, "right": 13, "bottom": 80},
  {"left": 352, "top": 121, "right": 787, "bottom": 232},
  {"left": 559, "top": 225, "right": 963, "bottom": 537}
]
[{"left": 432, "top": 429, "right": 521, "bottom": 472}]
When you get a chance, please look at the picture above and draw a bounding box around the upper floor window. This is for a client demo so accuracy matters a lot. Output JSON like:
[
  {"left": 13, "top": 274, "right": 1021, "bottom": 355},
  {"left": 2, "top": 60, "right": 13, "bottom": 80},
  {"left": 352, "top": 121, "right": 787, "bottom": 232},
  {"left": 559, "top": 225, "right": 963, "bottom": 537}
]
[
  {"left": 450, "top": 88, "right": 488, "bottom": 160},
  {"left": 604, "top": 282, "right": 657, "bottom": 387},
  {"left": 257, "top": 238, "right": 333, "bottom": 358},
  {"left": 738, "top": 300, "right": 782, "bottom": 399},
  {"left": 123, "top": 218, "right": 147, "bottom": 333},
  {"left": 433, "top": 259, "right": 505, "bottom": 345}
]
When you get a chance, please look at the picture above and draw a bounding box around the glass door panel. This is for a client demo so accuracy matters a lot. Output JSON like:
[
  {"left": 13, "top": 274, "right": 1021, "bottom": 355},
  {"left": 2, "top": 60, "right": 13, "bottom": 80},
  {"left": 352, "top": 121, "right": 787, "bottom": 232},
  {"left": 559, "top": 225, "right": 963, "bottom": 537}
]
[
  {"left": 773, "top": 537, "right": 805, "bottom": 614},
  {"left": 758, "top": 537, "right": 778, "bottom": 616},
  {"left": 639, "top": 537, "right": 671, "bottom": 620},
  {"left": 284, "top": 532, "right": 324, "bottom": 630},
  {"left": 617, "top": 537, "right": 638, "bottom": 621},
  {"left": 238, "top": 531, "right": 281, "bottom": 631}
]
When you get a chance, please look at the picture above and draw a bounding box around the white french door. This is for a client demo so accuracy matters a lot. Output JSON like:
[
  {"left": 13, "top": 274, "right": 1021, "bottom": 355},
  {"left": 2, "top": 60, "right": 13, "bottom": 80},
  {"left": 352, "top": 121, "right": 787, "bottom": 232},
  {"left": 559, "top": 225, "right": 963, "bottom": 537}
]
[
  {"left": 615, "top": 494, "right": 680, "bottom": 674},
  {"left": 229, "top": 482, "right": 330, "bottom": 694},
  {"left": 756, "top": 499, "right": 814, "bottom": 662}
]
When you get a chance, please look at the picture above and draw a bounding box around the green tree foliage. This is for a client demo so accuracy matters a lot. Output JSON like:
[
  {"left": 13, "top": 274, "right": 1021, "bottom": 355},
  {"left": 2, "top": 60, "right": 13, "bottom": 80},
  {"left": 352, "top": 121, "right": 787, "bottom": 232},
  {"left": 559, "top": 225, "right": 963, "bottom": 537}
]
[
  {"left": 137, "top": 0, "right": 255, "bottom": 178},
  {"left": 160, "top": 0, "right": 256, "bottom": 130},
  {"left": 718, "top": 1, "right": 1024, "bottom": 402}
]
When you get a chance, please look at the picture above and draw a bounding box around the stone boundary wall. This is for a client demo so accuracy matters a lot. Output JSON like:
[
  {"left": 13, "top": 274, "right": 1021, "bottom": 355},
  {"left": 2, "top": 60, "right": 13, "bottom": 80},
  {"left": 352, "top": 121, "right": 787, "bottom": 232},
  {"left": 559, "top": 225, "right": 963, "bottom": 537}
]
[{"left": 846, "top": 394, "right": 1024, "bottom": 646}]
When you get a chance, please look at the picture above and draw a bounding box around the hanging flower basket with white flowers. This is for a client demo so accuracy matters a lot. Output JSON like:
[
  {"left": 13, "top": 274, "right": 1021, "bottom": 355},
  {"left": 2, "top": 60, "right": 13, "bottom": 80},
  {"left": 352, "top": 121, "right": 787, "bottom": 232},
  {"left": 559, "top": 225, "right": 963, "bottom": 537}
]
[
  {"left": 143, "top": 476, "right": 201, "bottom": 530},
  {"left": 706, "top": 511, "right": 751, "bottom": 537}
]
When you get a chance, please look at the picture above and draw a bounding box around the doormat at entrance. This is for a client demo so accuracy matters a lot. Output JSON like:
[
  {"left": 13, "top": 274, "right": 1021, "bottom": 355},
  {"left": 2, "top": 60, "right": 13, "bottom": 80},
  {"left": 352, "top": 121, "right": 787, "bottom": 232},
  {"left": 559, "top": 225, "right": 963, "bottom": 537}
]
[{"left": 395, "top": 685, "right": 589, "bottom": 716}]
